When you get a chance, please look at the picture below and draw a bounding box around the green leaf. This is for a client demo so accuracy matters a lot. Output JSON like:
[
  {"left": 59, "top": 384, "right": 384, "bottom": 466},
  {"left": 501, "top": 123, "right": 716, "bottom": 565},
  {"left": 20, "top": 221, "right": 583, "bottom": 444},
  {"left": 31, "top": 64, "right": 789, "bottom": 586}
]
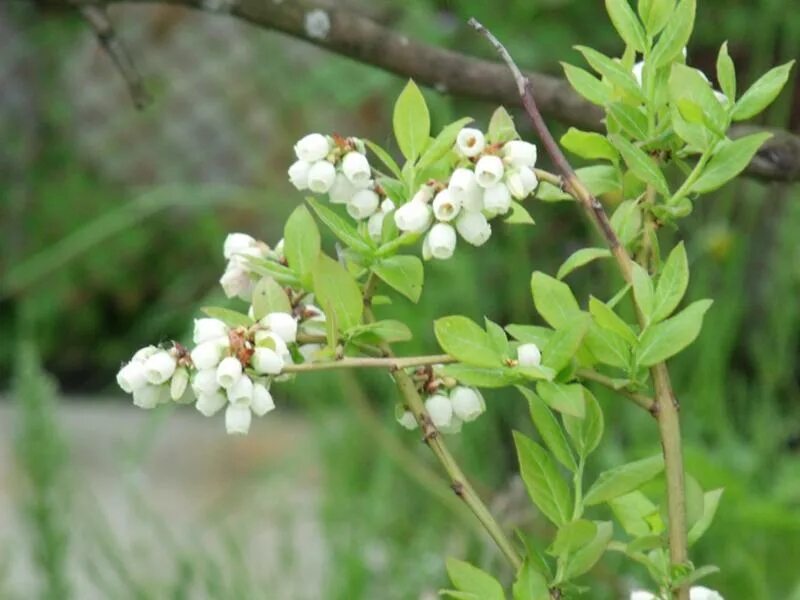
[
  {"left": 536, "top": 381, "right": 586, "bottom": 418},
  {"left": 365, "top": 140, "right": 403, "bottom": 179},
  {"left": 514, "top": 432, "right": 572, "bottom": 526},
  {"left": 689, "top": 133, "right": 773, "bottom": 194},
  {"left": 284, "top": 205, "right": 320, "bottom": 287},
  {"left": 575, "top": 165, "right": 623, "bottom": 196},
  {"left": 557, "top": 248, "right": 612, "bottom": 280},
  {"left": 577, "top": 46, "right": 645, "bottom": 101},
  {"left": 201, "top": 307, "right": 252, "bottom": 328},
  {"left": 584, "top": 455, "right": 664, "bottom": 506},
  {"left": 631, "top": 262, "right": 655, "bottom": 322},
  {"left": 485, "top": 318, "right": 511, "bottom": 358},
  {"left": 685, "top": 473, "right": 705, "bottom": 529},
  {"left": 505, "top": 201, "right": 535, "bottom": 225},
  {"left": 506, "top": 324, "right": 553, "bottom": 348},
  {"left": 561, "top": 128, "right": 619, "bottom": 163},
  {"left": 372, "top": 255, "right": 424, "bottom": 303},
  {"left": 550, "top": 519, "right": 598, "bottom": 556},
  {"left": 487, "top": 106, "right": 519, "bottom": 143},
  {"left": 605, "top": 0, "right": 648, "bottom": 52},
  {"left": 563, "top": 521, "right": 613, "bottom": 579},
  {"left": 610, "top": 199, "right": 642, "bottom": 249},
  {"left": 440, "top": 364, "right": 519, "bottom": 388},
  {"left": 649, "top": 0, "right": 695, "bottom": 68},
  {"left": 519, "top": 386, "right": 577, "bottom": 472},
  {"left": 583, "top": 323, "right": 632, "bottom": 369},
  {"left": 434, "top": 316, "right": 503, "bottom": 368},
  {"left": 716, "top": 42, "right": 736, "bottom": 101},
  {"left": 562, "top": 389, "right": 604, "bottom": 458},
  {"left": 312, "top": 254, "right": 363, "bottom": 332},
  {"left": 638, "top": 0, "right": 675, "bottom": 35},
  {"left": 445, "top": 558, "right": 505, "bottom": 600},
  {"left": 636, "top": 299, "right": 713, "bottom": 366},
  {"left": 610, "top": 135, "right": 670, "bottom": 197},
  {"left": 242, "top": 255, "right": 302, "bottom": 288},
  {"left": 652, "top": 242, "right": 689, "bottom": 322},
  {"left": 417, "top": 117, "right": 473, "bottom": 174},
  {"left": 732, "top": 60, "right": 795, "bottom": 121},
  {"left": 512, "top": 562, "right": 550, "bottom": 600},
  {"left": 393, "top": 80, "right": 430, "bottom": 161},
  {"left": 306, "top": 198, "right": 373, "bottom": 254},
  {"left": 251, "top": 277, "right": 292, "bottom": 320},
  {"left": 688, "top": 488, "right": 724, "bottom": 545},
  {"left": 668, "top": 64, "right": 727, "bottom": 149},
  {"left": 562, "top": 63, "right": 611, "bottom": 106},
  {"left": 589, "top": 296, "right": 638, "bottom": 344},
  {"left": 543, "top": 315, "right": 592, "bottom": 372},
  {"left": 530, "top": 272, "right": 582, "bottom": 329},
  {"left": 347, "top": 320, "right": 412, "bottom": 344},
  {"left": 609, "top": 491, "right": 659, "bottom": 536},
  {"left": 608, "top": 102, "right": 650, "bottom": 141}
]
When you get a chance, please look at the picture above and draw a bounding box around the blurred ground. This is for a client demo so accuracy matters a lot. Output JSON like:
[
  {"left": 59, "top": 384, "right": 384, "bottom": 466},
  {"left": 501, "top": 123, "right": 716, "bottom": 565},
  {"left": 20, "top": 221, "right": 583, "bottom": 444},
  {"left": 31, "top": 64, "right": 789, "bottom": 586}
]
[{"left": 0, "top": 400, "right": 325, "bottom": 599}]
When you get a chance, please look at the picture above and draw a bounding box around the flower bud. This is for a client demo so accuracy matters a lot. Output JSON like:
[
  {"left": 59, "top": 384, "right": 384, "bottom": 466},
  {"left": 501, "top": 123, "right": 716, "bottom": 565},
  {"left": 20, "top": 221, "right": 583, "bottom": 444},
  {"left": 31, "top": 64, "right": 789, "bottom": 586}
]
[
  {"left": 367, "top": 211, "right": 386, "bottom": 241},
  {"left": 143, "top": 350, "right": 177, "bottom": 385},
  {"left": 192, "top": 368, "right": 220, "bottom": 396},
  {"left": 474, "top": 155, "right": 505, "bottom": 188},
  {"left": 196, "top": 390, "right": 228, "bottom": 417},
  {"left": 251, "top": 347, "right": 284, "bottom": 375},
  {"left": 219, "top": 264, "right": 252, "bottom": 300},
  {"left": 432, "top": 189, "right": 462, "bottom": 222},
  {"left": 116, "top": 361, "right": 147, "bottom": 394},
  {"left": 216, "top": 356, "right": 243, "bottom": 389},
  {"left": 288, "top": 160, "right": 311, "bottom": 190},
  {"left": 689, "top": 587, "right": 724, "bottom": 600},
  {"left": 261, "top": 312, "right": 298, "bottom": 344},
  {"left": 307, "top": 160, "right": 337, "bottom": 193},
  {"left": 380, "top": 198, "right": 395, "bottom": 213},
  {"left": 341, "top": 151, "right": 372, "bottom": 188},
  {"left": 223, "top": 233, "right": 256, "bottom": 260},
  {"left": 632, "top": 61, "right": 645, "bottom": 87},
  {"left": 170, "top": 367, "right": 190, "bottom": 401},
  {"left": 227, "top": 374, "right": 253, "bottom": 405},
  {"left": 193, "top": 318, "right": 228, "bottom": 344},
  {"left": 424, "top": 394, "right": 454, "bottom": 428},
  {"left": 133, "top": 384, "right": 166, "bottom": 410},
  {"left": 448, "top": 168, "right": 483, "bottom": 212},
  {"left": 294, "top": 133, "right": 330, "bottom": 162},
  {"left": 517, "top": 343, "right": 542, "bottom": 367},
  {"left": 191, "top": 340, "right": 226, "bottom": 370},
  {"left": 410, "top": 185, "right": 434, "bottom": 205},
  {"left": 450, "top": 387, "right": 486, "bottom": 422},
  {"left": 255, "top": 330, "right": 291, "bottom": 362},
  {"left": 506, "top": 166, "right": 539, "bottom": 200},
  {"left": 424, "top": 223, "right": 457, "bottom": 260},
  {"left": 347, "top": 189, "right": 380, "bottom": 220},
  {"left": 298, "top": 343, "right": 323, "bottom": 363},
  {"left": 251, "top": 382, "right": 276, "bottom": 416},
  {"left": 394, "top": 200, "right": 432, "bottom": 233},
  {"left": 503, "top": 140, "right": 538, "bottom": 168},
  {"left": 397, "top": 410, "right": 418, "bottom": 431},
  {"left": 455, "top": 211, "right": 492, "bottom": 246},
  {"left": 328, "top": 173, "right": 357, "bottom": 204},
  {"left": 483, "top": 183, "right": 512, "bottom": 216},
  {"left": 131, "top": 345, "right": 158, "bottom": 363},
  {"left": 456, "top": 127, "right": 485, "bottom": 157},
  {"left": 225, "top": 403, "right": 252, "bottom": 435}
]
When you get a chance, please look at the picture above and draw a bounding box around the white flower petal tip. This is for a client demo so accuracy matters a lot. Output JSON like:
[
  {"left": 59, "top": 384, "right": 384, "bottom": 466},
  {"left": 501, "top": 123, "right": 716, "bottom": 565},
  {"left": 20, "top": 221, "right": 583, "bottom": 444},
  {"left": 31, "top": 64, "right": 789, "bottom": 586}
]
[
  {"left": 225, "top": 403, "right": 252, "bottom": 435},
  {"left": 294, "top": 133, "right": 331, "bottom": 162},
  {"left": 347, "top": 189, "right": 380, "bottom": 220},
  {"left": 307, "top": 160, "right": 337, "bottom": 193},
  {"left": 424, "top": 394, "right": 454, "bottom": 429},
  {"left": 474, "top": 155, "right": 505, "bottom": 188},
  {"left": 456, "top": 127, "right": 485, "bottom": 157},
  {"left": 503, "top": 140, "right": 538, "bottom": 168},
  {"left": 506, "top": 166, "right": 538, "bottom": 200},
  {"left": 288, "top": 160, "right": 311, "bottom": 190},
  {"left": 216, "top": 356, "right": 243, "bottom": 389},
  {"left": 193, "top": 318, "right": 228, "bottom": 344},
  {"left": 262, "top": 312, "right": 298, "bottom": 344},
  {"left": 251, "top": 383, "right": 276, "bottom": 417},
  {"left": 424, "top": 223, "right": 457, "bottom": 260},
  {"left": 227, "top": 374, "right": 254, "bottom": 406},
  {"left": 143, "top": 350, "right": 177, "bottom": 385},
  {"left": 195, "top": 390, "right": 227, "bottom": 417},
  {"left": 251, "top": 347, "right": 284, "bottom": 375},
  {"left": 450, "top": 387, "right": 486, "bottom": 422},
  {"left": 394, "top": 200, "right": 432, "bottom": 233},
  {"left": 341, "top": 151, "right": 372, "bottom": 188},
  {"left": 432, "top": 189, "right": 462, "bottom": 222},
  {"left": 483, "top": 183, "right": 512, "bottom": 215},
  {"left": 455, "top": 211, "right": 491, "bottom": 246}
]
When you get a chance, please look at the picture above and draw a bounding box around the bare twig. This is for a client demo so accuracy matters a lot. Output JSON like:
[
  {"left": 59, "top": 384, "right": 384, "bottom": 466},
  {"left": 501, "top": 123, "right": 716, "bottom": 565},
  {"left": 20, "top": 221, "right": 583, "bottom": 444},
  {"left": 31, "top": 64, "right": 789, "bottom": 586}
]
[
  {"left": 281, "top": 354, "right": 455, "bottom": 374},
  {"left": 79, "top": 5, "right": 151, "bottom": 109}
]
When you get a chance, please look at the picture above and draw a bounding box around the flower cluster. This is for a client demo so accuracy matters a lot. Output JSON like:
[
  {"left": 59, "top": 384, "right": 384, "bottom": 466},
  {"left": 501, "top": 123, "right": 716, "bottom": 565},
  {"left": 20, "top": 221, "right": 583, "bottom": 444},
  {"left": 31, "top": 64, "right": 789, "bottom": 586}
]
[
  {"left": 116, "top": 343, "right": 192, "bottom": 409},
  {"left": 394, "top": 127, "right": 539, "bottom": 261},
  {"left": 220, "top": 233, "right": 284, "bottom": 301}
]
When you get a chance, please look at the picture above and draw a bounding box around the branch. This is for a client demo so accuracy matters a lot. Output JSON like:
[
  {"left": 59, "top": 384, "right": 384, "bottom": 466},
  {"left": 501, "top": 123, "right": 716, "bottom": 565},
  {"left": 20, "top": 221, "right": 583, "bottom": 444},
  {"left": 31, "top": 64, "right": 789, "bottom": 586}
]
[
  {"left": 576, "top": 369, "right": 656, "bottom": 414},
  {"left": 52, "top": 0, "right": 799, "bottom": 182},
  {"left": 281, "top": 354, "right": 455, "bottom": 374}
]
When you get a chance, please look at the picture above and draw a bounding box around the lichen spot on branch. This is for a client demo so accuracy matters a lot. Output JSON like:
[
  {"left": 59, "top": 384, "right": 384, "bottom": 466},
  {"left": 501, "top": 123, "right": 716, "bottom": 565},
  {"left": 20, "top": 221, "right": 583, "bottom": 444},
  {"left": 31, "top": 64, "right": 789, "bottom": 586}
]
[{"left": 305, "top": 9, "right": 331, "bottom": 40}]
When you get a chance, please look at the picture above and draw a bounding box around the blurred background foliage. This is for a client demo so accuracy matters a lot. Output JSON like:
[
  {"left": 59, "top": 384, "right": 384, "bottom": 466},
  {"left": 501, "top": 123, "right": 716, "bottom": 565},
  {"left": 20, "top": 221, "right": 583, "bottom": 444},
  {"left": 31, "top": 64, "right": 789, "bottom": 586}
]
[{"left": 1, "top": 0, "right": 799, "bottom": 598}]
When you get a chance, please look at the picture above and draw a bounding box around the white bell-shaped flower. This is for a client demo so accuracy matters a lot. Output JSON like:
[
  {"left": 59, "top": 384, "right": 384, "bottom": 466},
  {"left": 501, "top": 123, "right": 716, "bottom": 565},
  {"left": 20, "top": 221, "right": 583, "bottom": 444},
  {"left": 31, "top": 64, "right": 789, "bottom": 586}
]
[
  {"left": 298, "top": 343, "right": 323, "bottom": 363},
  {"left": 397, "top": 410, "right": 418, "bottom": 430},
  {"left": 456, "top": 127, "right": 485, "bottom": 157},
  {"left": 216, "top": 356, "right": 243, "bottom": 389},
  {"left": 483, "top": 183, "right": 512, "bottom": 216},
  {"left": 294, "top": 133, "right": 331, "bottom": 162},
  {"left": 251, "top": 382, "right": 276, "bottom": 416},
  {"left": 474, "top": 155, "right": 505, "bottom": 188},
  {"left": 193, "top": 318, "right": 228, "bottom": 344},
  {"left": 380, "top": 198, "right": 395, "bottom": 213},
  {"left": 255, "top": 330, "right": 291, "bottom": 363},
  {"left": 196, "top": 390, "right": 228, "bottom": 417},
  {"left": 288, "top": 160, "right": 311, "bottom": 190},
  {"left": 450, "top": 387, "right": 486, "bottom": 422},
  {"left": 503, "top": 140, "right": 538, "bottom": 168},
  {"left": 116, "top": 361, "right": 147, "bottom": 394},
  {"left": 133, "top": 384, "right": 166, "bottom": 410},
  {"left": 227, "top": 374, "right": 253, "bottom": 405},
  {"left": 223, "top": 233, "right": 256, "bottom": 260},
  {"left": 425, "top": 394, "right": 454, "bottom": 428},
  {"left": 307, "top": 160, "right": 337, "bottom": 193},
  {"left": 225, "top": 403, "right": 252, "bottom": 435},
  {"left": 191, "top": 340, "right": 226, "bottom": 370},
  {"left": 506, "top": 166, "right": 539, "bottom": 199},
  {"left": 690, "top": 587, "right": 724, "bottom": 600},
  {"left": 328, "top": 173, "right": 357, "bottom": 204},
  {"left": 424, "top": 223, "right": 457, "bottom": 260},
  {"left": 251, "top": 347, "right": 284, "bottom": 375},
  {"left": 394, "top": 200, "right": 432, "bottom": 233},
  {"left": 517, "top": 343, "right": 542, "bottom": 367},
  {"left": 261, "top": 312, "right": 297, "bottom": 344},
  {"left": 341, "top": 151, "right": 372, "bottom": 188},
  {"left": 192, "top": 368, "right": 220, "bottom": 395},
  {"left": 629, "top": 592, "right": 656, "bottom": 600},
  {"left": 219, "top": 263, "right": 252, "bottom": 300},
  {"left": 455, "top": 211, "right": 492, "bottom": 246},
  {"left": 143, "top": 350, "right": 177, "bottom": 385},
  {"left": 347, "top": 189, "right": 380, "bottom": 220},
  {"left": 131, "top": 345, "right": 158, "bottom": 363},
  {"left": 432, "top": 189, "right": 462, "bottom": 222}
]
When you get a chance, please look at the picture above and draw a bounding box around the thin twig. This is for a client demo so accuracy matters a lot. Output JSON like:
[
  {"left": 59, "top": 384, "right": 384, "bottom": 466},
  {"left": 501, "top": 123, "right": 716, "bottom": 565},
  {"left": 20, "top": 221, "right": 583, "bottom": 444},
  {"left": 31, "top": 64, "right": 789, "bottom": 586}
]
[
  {"left": 79, "top": 5, "right": 151, "bottom": 109},
  {"left": 576, "top": 369, "right": 656, "bottom": 414},
  {"left": 281, "top": 354, "right": 455, "bottom": 374}
]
